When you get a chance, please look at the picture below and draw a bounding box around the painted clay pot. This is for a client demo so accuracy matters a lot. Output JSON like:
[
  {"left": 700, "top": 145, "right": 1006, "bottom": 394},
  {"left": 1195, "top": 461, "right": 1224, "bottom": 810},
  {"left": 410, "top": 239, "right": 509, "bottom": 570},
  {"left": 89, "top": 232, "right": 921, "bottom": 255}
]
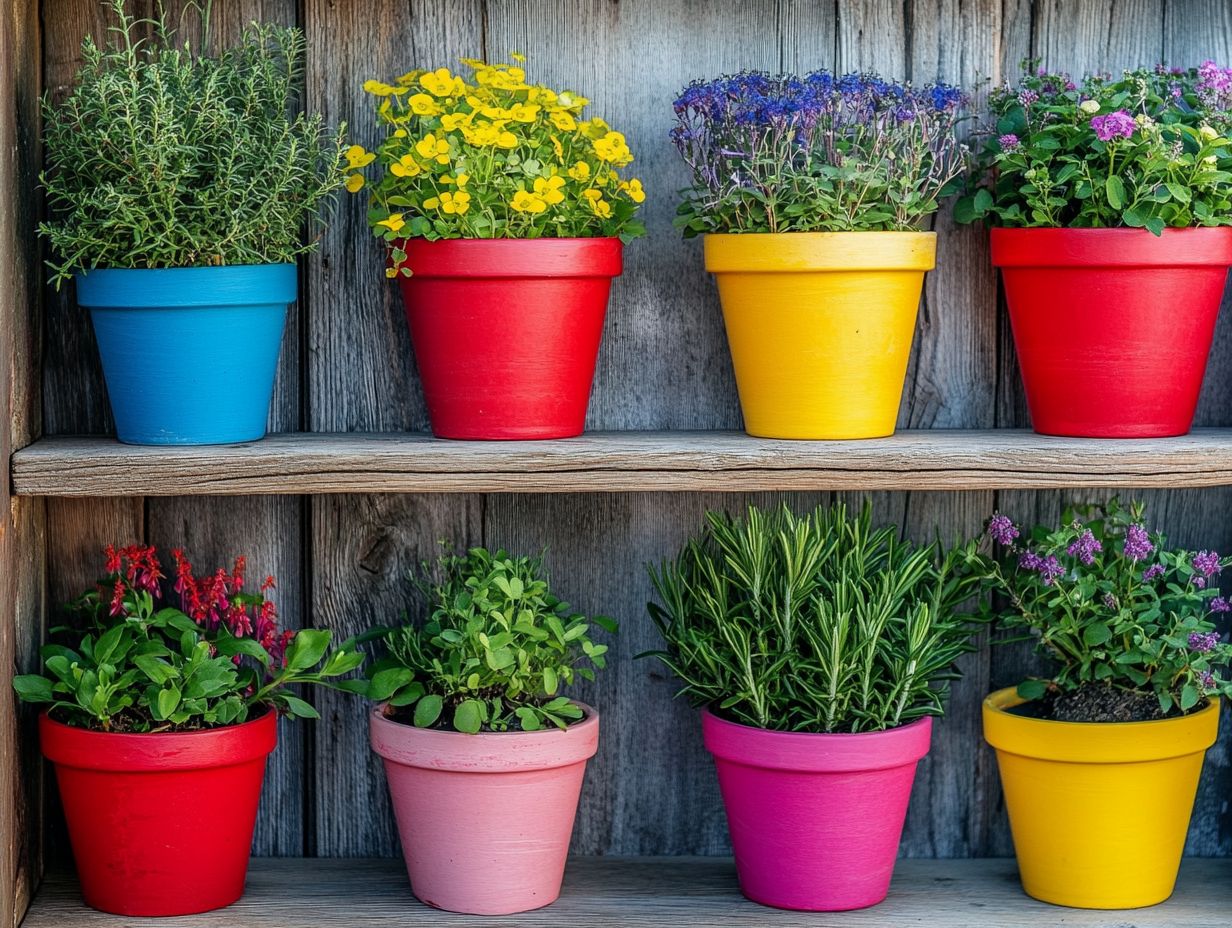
[
  {"left": 41, "top": 710, "right": 276, "bottom": 916},
  {"left": 370, "top": 702, "right": 599, "bottom": 915}
]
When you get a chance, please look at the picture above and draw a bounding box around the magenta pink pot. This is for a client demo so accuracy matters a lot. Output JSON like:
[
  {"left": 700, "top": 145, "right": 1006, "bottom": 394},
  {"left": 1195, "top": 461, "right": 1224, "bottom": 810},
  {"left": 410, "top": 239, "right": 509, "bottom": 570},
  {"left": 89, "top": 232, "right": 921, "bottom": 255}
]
[
  {"left": 702, "top": 709, "right": 932, "bottom": 911},
  {"left": 369, "top": 703, "right": 599, "bottom": 915}
]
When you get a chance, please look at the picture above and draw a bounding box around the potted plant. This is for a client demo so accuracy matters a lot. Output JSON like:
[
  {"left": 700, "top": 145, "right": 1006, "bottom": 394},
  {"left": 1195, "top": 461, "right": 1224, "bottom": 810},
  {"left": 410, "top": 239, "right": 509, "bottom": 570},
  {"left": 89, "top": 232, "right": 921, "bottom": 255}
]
[
  {"left": 671, "top": 71, "right": 968, "bottom": 439},
  {"left": 11, "top": 545, "right": 363, "bottom": 916},
  {"left": 41, "top": 1, "right": 346, "bottom": 445},
  {"left": 359, "top": 546, "right": 616, "bottom": 914},
  {"left": 980, "top": 501, "right": 1231, "bottom": 908},
  {"left": 956, "top": 63, "right": 1232, "bottom": 437},
  {"left": 348, "top": 58, "right": 645, "bottom": 440},
  {"left": 645, "top": 502, "right": 985, "bottom": 911}
]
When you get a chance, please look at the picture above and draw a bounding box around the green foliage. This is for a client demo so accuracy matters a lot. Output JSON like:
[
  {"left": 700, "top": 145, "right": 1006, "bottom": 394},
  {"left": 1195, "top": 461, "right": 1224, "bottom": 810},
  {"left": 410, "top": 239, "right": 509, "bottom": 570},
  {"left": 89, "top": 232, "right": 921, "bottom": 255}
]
[
  {"left": 646, "top": 502, "right": 987, "bottom": 733},
  {"left": 39, "top": 1, "right": 347, "bottom": 286},
  {"left": 956, "top": 62, "right": 1232, "bottom": 233},
  {"left": 11, "top": 548, "right": 364, "bottom": 732},
  {"left": 362, "top": 547, "right": 616, "bottom": 733},
  {"left": 981, "top": 500, "right": 1232, "bottom": 714}
]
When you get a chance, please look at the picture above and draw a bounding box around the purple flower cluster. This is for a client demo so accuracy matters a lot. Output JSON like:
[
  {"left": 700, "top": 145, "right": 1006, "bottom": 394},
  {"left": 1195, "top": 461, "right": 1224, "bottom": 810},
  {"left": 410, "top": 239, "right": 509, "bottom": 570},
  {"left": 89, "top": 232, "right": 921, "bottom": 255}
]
[
  {"left": 1189, "top": 631, "right": 1221, "bottom": 653},
  {"left": 998, "top": 133, "right": 1021, "bottom": 152},
  {"left": 1199, "top": 670, "right": 1217, "bottom": 692},
  {"left": 987, "top": 514, "right": 1019, "bottom": 546},
  {"left": 1143, "top": 563, "right": 1166, "bottom": 581},
  {"left": 1066, "top": 529, "right": 1103, "bottom": 566},
  {"left": 1090, "top": 109, "right": 1136, "bottom": 141},
  {"left": 1019, "top": 550, "right": 1064, "bottom": 586},
  {"left": 1197, "top": 60, "right": 1232, "bottom": 111},
  {"left": 1211, "top": 596, "right": 1231, "bottom": 613},
  {"left": 1124, "top": 524, "right": 1154, "bottom": 561}
]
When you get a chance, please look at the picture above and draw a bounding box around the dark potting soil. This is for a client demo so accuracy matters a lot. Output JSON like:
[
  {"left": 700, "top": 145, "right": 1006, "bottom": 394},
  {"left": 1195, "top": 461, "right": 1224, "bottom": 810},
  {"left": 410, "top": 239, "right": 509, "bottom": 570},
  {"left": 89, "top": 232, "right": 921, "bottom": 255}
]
[{"left": 1007, "top": 683, "right": 1203, "bottom": 723}]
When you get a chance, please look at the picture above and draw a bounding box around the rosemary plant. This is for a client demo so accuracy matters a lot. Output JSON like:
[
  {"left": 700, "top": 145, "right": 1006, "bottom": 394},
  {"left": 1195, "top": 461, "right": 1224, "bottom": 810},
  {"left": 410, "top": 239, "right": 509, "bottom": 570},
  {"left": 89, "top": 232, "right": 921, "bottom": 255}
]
[
  {"left": 40, "top": 1, "right": 347, "bottom": 286},
  {"left": 647, "top": 502, "right": 986, "bottom": 733}
]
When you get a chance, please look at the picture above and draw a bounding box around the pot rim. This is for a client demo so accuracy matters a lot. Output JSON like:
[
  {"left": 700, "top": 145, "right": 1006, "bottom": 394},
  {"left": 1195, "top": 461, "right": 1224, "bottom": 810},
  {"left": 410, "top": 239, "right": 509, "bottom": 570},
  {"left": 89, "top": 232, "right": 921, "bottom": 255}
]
[
  {"left": 982, "top": 685, "right": 1220, "bottom": 763},
  {"left": 39, "top": 708, "right": 277, "bottom": 772},
  {"left": 369, "top": 700, "right": 599, "bottom": 773},
  {"left": 700, "top": 707, "right": 932, "bottom": 773},
  {"left": 991, "top": 225, "right": 1232, "bottom": 268},
  {"left": 394, "top": 236, "right": 623, "bottom": 279},
  {"left": 76, "top": 263, "right": 298, "bottom": 308},
  {"left": 703, "top": 230, "right": 937, "bottom": 273}
]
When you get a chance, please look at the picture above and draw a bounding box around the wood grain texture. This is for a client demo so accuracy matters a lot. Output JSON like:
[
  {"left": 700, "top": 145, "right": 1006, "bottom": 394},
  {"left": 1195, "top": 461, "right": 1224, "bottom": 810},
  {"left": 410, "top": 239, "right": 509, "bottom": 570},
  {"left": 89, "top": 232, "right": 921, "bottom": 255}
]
[
  {"left": 1, "top": 1, "right": 44, "bottom": 924},
  {"left": 22, "top": 857, "right": 1232, "bottom": 927}
]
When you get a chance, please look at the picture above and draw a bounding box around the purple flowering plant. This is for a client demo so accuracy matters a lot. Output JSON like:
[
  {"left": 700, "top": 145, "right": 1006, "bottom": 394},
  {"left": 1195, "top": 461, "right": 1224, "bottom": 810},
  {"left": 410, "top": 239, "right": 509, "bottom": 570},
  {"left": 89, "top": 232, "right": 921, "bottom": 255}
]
[
  {"left": 956, "top": 61, "right": 1232, "bottom": 234},
  {"left": 671, "top": 70, "right": 968, "bottom": 236},
  {"left": 982, "top": 499, "right": 1232, "bottom": 715}
]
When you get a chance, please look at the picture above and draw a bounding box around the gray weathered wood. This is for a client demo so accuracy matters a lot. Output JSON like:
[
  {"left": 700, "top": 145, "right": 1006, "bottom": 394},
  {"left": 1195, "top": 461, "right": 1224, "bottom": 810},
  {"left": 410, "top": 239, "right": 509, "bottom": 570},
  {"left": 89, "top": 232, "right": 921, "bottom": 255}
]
[{"left": 22, "top": 857, "right": 1232, "bottom": 927}]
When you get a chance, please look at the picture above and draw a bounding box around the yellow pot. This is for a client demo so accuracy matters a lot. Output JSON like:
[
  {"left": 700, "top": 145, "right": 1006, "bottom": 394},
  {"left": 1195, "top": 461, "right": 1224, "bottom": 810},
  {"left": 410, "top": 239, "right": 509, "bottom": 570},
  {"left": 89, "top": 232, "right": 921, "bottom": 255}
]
[
  {"left": 983, "top": 686, "right": 1219, "bottom": 909},
  {"left": 705, "top": 231, "right": 935, "bottom": 440}
]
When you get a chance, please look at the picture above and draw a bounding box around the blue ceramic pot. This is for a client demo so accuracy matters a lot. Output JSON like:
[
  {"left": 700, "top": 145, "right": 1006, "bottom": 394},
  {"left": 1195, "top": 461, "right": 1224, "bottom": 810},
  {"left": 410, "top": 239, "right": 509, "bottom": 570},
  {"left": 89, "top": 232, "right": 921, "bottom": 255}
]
[{"left": 75, "top": 264, "right": 296, "bottom": 445}]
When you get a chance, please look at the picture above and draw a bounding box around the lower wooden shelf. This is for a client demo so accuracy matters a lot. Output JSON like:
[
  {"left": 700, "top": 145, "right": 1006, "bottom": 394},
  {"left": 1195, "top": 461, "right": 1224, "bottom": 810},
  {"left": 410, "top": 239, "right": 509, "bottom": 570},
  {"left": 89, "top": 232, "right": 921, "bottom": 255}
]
[{"left": 20, "top": 856, "right": 1231, "bottom": 927}]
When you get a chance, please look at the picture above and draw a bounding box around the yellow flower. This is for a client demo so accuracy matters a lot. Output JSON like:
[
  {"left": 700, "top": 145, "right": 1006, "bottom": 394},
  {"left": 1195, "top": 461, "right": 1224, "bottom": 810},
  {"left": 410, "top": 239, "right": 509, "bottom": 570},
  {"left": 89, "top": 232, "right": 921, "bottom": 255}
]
[
  {"left": 621, "top": 178, "right": 646, "bottom": 203},
  {"left": 511, "top": 52, "right": 527, "bottom": 63},
  {"left": 377, "top": 213, "right": 406, "bottom": 233},
  {"left": 345, "top": 145, "right": 375, "bottom": 169},
  {"left": 395, "top": 70, "right": 422, "bottom": 86},
  {"left": 415, "top": 133, "right": 451, "bottom": 164},
  {"left": 385, "top": 267, "right": 399, "bottom": 279},
  {"left": 551, "top": 136, "right": 564, "bottom": 158},
  {"left": 345, "top": 173, "right": 365, "bottom": 193},
  {"left": 533, "top": 175, "right": 567, "bottom": 205},
  {"left": 409, "top": 93, "right": 442, "bottom": 116},
  {"left": 593, "top": 130, "right": 632, "bottom": 165},
  {"left": 456, "top": 173, "right": 470, "bottom": 188},
  {"left": 496, "top": 130, "right": 519, "bottom": 149},
  {"left": 462, "top": 121, "right": 502, "bottom": 146},
  {"left": 423, "top": 197, "right": 440, "bottom": 209},
  {"left": 421, "top": 67, "right": 463, "bottom": 98},
  {"left": 582, "top": 188, "right": 602, "bottom": 202},
  {"left": 511, "top": 190, "right": 547, "bottom": 213},
  {"left": 567, "top": 161, "right": 591, "bottom": 182},
  {"left": 441, "top": 112, "right": 470, "bottom": 132},
  {"left": 394, "top": 128, "right": 408, "bottom": 139},
  {"left": 558, "top": 92, "right": 590, "bottom": 110},
  {"left": 390, "top": 155, "right": 422, "bottom": 178},
  {"left": 582, "top": 117, "right": 610, "bottom": 139},
  {"left": 549, "top": 110, "right": 577, "bottom": 132},
  {"left": 510, "top": 103, "right": 541, "bottom": 123},
  {"left": 527, "top": 86, "right": 558, "bottom": 105},
  {"left": 588, "top": 197, "right": 612, "bottom": 219},
  {"left": 439, "top": 191, "right": 471, "bottom": 215},
  {"left": 363, "top": 79, "right": 397, "bottom": 97}
]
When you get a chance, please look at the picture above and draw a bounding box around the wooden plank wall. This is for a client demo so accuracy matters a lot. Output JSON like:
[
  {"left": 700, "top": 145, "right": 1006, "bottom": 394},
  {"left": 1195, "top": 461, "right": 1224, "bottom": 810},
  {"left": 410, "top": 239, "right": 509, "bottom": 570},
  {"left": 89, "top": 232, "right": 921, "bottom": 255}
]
[{"left": 27, "top": 0, "right": 1232, "bottom": 864}]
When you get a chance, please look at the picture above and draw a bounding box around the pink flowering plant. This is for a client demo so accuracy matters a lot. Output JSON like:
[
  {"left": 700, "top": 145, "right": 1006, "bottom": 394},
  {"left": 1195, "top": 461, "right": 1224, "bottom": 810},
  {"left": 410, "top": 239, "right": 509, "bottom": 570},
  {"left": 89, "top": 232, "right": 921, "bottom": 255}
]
[
  {"left": 671, "top": 71, "right": 968, "bottom": 235},
  {"left": 982, "top": 500, "right": 1232, "bottom": 716},
  {"left": 956, "top": 62, "right": 1232, "bottom": 234},
  {"left": 12, "top": 545, "right": 365, "bottom": 732}
]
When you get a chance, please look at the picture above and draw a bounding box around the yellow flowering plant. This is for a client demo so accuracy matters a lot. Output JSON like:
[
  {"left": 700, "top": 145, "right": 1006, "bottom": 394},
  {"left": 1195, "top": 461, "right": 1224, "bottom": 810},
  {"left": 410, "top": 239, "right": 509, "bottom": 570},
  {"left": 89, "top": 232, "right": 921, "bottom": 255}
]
[{"left": 348, "top": 57, "right": 646, "bottom": 277}]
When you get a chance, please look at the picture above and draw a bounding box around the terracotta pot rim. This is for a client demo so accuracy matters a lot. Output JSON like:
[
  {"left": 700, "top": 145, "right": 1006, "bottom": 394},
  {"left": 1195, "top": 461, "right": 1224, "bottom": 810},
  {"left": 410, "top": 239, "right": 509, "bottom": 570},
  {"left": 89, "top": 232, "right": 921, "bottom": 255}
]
[
  {"left": 394, "top": 236, "right": 623, "bottom": 279},
  {"left": 982, "top": 686, "right": 1219, "bottom": 762},
  {"left": 701, "top": 707, "right": 932, "bottom": 773},
  {"left": 704, "top": 230, "right": 936, "bottom": 272},
  {"left": 370, "top": 701, "right": 599, "bottom": 773},
  {"left": 39, "top": 709, "right": 277, "bottom": 772},
  {"left": 991, "top": 226, "right": 1232, "bottom": 268}
]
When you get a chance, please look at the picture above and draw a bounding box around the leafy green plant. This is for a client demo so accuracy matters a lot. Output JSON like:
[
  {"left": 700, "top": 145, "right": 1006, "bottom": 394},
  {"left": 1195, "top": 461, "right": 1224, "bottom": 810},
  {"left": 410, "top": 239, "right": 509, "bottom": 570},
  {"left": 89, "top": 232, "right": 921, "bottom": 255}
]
[
  {"left": 956, "top": 62, "right": 1232, "bottom": 233},
  {"left": 12, "top": 545, "right": 363, "bottom": 731},
  {"left": 40, "top": 1, "right": 347, "bottom": 286},
  {"left": 982, "top": 500, "right": 1232, "bottom": 715},
  {"left": 362, "top": 547, "right": 616, "bottom": 733},
  {"left": 646, "top": 502, "right": 986, "bottom": 733}
]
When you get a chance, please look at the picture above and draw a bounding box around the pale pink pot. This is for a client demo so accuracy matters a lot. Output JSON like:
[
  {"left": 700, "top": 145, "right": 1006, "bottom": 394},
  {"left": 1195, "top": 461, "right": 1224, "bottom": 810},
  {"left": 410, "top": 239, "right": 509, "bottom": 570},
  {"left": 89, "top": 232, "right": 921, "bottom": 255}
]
[
  {"left": 702, "top": 709, "right": 932, "bottom": 911},
  {"left": 370, "top": 703, "right": 599, "bottom": 915}
]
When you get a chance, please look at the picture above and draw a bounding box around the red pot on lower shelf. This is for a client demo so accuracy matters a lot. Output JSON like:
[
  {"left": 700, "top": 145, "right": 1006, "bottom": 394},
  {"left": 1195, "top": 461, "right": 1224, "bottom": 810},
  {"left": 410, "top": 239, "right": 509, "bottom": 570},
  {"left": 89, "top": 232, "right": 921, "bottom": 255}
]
[
  {"left": 40, "top": 710, "right": 276, "bottom": 916},
  {"left": 395, "top": 237, "right": 623, "bottom": 440},
  {"left": 992, "top": 227, "right": 1232, "bottom": 438}
]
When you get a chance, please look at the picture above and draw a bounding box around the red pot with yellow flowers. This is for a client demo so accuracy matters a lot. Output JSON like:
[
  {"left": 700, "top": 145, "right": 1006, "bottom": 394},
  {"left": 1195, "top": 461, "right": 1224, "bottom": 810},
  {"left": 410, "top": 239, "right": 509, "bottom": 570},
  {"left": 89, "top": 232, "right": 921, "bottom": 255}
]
[{"left": 348, "top": 59, "right": 646, "bottom": 440}]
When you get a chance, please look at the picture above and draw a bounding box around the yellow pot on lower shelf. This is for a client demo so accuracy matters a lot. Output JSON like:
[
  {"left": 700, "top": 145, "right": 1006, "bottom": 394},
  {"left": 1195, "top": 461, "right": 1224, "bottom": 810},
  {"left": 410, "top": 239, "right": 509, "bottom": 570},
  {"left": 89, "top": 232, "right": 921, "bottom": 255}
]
[
  {"left": 983, "top": 686, "right": 1219, "bottom": 910},
  {"left": 704, "top": 231, "right": 935, "bottom": 440}
]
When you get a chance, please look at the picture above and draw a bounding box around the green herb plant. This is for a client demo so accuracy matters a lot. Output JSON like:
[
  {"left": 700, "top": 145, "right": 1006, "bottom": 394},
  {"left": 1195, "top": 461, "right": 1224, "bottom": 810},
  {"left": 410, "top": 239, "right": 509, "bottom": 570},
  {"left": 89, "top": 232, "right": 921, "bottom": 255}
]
[
  {"left": 363, "top": 547, "right": 616, "bottom": 733},
  {"left": 982, "top": 500, "right": 1232, "bottom": 714},
  {"left": 646, "top": 502, "right": 986, "bottom": 733},
  {"left": 12, "top": 545, "right": 363, "bottom": 732},
  {"left": 40, "top": 0, "right": 347, "bottom": 286}
]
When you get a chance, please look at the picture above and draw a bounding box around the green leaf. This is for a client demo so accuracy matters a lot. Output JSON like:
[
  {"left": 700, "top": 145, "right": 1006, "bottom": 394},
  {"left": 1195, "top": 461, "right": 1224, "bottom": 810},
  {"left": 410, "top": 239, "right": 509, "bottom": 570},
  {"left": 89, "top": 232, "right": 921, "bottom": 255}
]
[
  {"left": 133, "top": 655, "right": 175, "bottom": 685},
  {"left": 453, "top": 698, "right": 483, "bottom": 734},
  {"left": 1166, "top": 182, "right": 1191, "bottom": 204},
  {"left": 214, "top": 635, "right": 272, "bottom": 667},
  {"left": 1180, "top": 683, "right": 1200, "bottom": 711},
  {"left": 368, "top": 667, "right": 415, "bottom": 701},
  {"left": 282, "top": 695, "right": 320, "bottom": 719},
  {"left": 285, "top": 629, "right": 331, "bottom": 672},
  {"left": 1122, "top": 207, "right": 1147, "bottom": 228},
  {"left": 413, "top": 694, "right": 443, "bottom": 728},
  {"left": 1017, "top": 679, "right": 1048, "bottom": 701},
  {"left": 543, "top": 666, "right": 558, "bottom": 695},
  {"left": 1104, "top": 175, "right": 1126, "bottom": 209},
  {"left": 12, "top": 675, "right": 54, "bottom": 703},
  {"left": 1083, "top": 623, "right": 1112, "bottom": 646},
  {"left": 157, "top": 686, "right": 181, "bottom": 719}
]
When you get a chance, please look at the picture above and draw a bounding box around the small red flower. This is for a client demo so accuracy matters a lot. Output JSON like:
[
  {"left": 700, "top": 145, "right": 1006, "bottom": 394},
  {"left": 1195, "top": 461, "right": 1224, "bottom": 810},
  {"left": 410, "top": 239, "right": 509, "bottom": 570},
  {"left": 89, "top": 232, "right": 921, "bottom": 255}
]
[{"left": 109, "top": 578, "right": 127, "bottom": 617}]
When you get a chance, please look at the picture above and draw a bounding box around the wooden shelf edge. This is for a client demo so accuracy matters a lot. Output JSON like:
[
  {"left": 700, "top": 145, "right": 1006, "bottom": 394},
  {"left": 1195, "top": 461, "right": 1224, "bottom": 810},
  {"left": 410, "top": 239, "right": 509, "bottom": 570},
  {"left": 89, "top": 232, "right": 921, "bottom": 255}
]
[
  {"left": 11, "top": 429, "right": 1232, "bottom": 497},
  {"left": 20, "top": 856, "right": 1231, "bottom": 927}
]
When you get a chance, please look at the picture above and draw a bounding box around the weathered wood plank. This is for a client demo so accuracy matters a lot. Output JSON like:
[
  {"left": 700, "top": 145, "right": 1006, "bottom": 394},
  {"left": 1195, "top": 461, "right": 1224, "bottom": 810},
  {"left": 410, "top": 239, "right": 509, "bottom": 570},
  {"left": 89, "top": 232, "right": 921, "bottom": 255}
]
[{"left": 22, "top": 856, "right": 1232, "bottom": 927}]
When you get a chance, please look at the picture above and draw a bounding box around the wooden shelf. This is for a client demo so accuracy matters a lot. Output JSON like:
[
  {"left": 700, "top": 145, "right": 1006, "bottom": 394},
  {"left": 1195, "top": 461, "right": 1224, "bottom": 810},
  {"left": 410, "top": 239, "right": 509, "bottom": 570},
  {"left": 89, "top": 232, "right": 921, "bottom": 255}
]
[
  {"left": 11, "top": 429, "right": 1232, "bottom": 496},
  {"left": 21, "top": 857, "right": 1230, "bottom": 926}
]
